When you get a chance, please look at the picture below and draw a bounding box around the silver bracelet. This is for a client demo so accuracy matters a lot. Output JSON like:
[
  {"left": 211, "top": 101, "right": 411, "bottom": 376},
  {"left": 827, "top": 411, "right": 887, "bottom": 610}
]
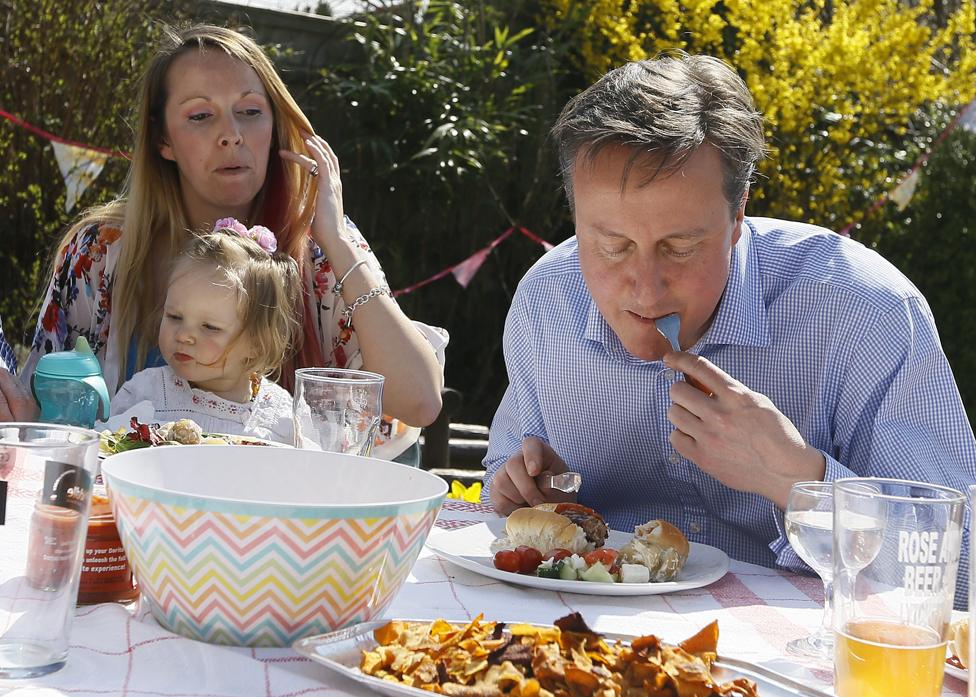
[
  {"left": 341, "top": 286, "right": 392, "bottom": 325},
  {"left": 332, "top": 259, "right": 369, "bottom": 295}
]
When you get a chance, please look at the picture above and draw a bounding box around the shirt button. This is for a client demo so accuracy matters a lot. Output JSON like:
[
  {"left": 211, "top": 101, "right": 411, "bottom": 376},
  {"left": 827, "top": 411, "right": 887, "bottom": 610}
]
[
  {"left": 663, "top": 368, "right": 676, "bottom": 381},
  {"left": 689, "top": 521, "right": 702, "bottom": 534},
  {"left": 668, "top": 452, "right": 680, "bottom": 465}
]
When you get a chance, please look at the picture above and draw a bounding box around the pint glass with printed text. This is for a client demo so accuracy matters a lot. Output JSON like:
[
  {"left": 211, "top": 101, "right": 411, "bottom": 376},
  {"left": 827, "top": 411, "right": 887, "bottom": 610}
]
[{"left": 833, "top": 478, "right": 964, "bottom": 697}]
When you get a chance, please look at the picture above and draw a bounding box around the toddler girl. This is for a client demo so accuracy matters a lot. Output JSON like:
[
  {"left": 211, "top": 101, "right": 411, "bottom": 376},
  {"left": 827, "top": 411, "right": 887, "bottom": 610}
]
[{"left": 110, "top": 219, "right": 302, "bottom": 444}]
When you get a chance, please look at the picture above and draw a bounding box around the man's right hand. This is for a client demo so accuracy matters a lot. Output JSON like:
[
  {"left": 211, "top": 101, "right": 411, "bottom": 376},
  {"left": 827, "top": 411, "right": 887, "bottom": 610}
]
[
  {"left": 0, "top": 369, "right": 38, "bottom": 421},
  {"left": 489, "top": 436, "right": 575, "bottom": 516}
]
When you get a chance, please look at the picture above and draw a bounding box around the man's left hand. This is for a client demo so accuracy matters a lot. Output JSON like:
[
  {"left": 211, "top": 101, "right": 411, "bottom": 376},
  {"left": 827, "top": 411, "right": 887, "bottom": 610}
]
[{"left": 663, "top": 351, "right": 825, "bottom": 510}]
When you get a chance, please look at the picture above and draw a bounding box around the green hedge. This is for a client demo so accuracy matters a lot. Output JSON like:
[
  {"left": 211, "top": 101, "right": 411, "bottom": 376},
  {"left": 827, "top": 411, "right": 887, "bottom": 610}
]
[
  {"left": 0, "top": 0, "right": 191, "bottom": 362},
  {"left": 869, "top": 126, "right": 976, "bottom": 423}
]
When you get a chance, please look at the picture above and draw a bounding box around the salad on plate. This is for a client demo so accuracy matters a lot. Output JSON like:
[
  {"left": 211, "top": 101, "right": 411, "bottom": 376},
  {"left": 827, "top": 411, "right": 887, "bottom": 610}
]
[{"left": 99, "top": 417, "right": 276, "bottom": 456}]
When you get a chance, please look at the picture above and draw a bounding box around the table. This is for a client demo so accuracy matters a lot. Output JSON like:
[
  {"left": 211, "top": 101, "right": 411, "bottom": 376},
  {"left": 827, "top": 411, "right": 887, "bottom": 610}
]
[{"left": 2, "top": 500, "right": 967, "bottom": 696}]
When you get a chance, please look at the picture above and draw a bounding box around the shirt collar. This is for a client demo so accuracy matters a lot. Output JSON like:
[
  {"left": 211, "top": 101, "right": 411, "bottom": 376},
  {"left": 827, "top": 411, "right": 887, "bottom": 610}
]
[
  {"left": 581, "top": 218, "right": 770, "bottom": 357},
  {"left": 697, "top": 218, "right": 770, "bottom": 349}
]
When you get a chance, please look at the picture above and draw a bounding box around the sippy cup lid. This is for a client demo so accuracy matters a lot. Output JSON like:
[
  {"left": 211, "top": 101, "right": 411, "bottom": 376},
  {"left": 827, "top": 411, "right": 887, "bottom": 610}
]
[
  {"left": 33, "top": 337, "right": 110, "bottom": 421},
  {"left": 35, "top": 337, "right": 103, "bottom": 378}
]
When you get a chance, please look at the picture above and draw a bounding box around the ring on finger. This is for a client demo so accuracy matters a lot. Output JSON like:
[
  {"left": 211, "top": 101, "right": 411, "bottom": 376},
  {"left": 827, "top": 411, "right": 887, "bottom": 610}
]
[{"left": 310, "top": 163, "right": 319, "bottom": 177}]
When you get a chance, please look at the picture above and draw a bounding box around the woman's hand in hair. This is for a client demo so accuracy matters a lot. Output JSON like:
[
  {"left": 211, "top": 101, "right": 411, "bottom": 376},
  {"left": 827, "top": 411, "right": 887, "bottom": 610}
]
[
  {"left": 0, "top": 368, "right": 38, "bottom": 422},
  {"left": 279, "top": 133, "right": 346, "bottom": 249}
]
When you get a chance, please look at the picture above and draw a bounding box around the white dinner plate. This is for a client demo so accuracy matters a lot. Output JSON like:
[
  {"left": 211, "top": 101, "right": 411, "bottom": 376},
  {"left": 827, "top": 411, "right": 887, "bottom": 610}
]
[
  {"left": 945, "top": 654, "right": 967, "bottom": 682},
  {"left": 424, "top": 518, "right": 729, "bottom": 595}
]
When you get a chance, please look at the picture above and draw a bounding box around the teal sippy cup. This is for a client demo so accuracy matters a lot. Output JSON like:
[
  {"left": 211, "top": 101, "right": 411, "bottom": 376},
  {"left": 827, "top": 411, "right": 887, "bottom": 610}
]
[{"left": 31, "top": 337, "right": 110, "bottom": 428}]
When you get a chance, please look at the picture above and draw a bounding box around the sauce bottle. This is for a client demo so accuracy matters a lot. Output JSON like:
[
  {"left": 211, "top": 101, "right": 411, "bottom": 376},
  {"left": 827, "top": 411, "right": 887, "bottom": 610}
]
[{"left": 76, "top": 486, "right": 139, "bottom": 604}]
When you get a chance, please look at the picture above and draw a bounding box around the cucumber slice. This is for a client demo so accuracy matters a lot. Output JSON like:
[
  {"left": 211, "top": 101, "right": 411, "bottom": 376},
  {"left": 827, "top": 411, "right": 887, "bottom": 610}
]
[
  {"left": 558, "top": 560, "right": 579, "bottom": 580},
  {"left": 536, "top": 560, "right": 563, "bottom": 579},
  {"left": 580, "top": 561, "right": 615, "bottom": 583}
]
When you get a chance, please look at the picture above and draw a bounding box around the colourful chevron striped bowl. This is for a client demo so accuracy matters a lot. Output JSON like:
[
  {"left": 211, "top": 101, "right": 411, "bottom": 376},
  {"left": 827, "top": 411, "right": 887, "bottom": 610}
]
[{"left": 100, "top": 446, "right": 447, "bottom": 647}]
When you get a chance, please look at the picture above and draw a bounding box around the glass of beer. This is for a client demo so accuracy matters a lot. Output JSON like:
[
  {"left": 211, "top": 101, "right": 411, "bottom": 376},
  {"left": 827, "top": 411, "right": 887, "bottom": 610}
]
[{"left": 833, "top": 478, "right": 964, "bottom": 697}]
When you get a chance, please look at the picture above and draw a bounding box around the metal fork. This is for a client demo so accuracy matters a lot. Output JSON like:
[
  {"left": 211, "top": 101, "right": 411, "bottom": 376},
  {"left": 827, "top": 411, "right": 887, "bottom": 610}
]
[
  {"left": 539, "top": 472, "right": 582, "bottom": 493},
  {"left": 655, "top": 312, "right": 681, "bottom": 351}
]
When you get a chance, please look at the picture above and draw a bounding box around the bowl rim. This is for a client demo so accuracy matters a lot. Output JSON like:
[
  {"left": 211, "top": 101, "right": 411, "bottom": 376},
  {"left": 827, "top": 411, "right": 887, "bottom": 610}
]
[{"left": 101, "top": 446, "right": 449, "bottom": 518}]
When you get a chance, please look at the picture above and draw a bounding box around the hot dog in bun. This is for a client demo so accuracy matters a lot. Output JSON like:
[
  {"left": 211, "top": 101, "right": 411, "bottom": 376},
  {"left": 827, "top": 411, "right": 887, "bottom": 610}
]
[
  {"left": 951, "top": 617, "right": 969, "bottom": 667},
  {"left": 619, "top": 519, "right": 689, "bottom": 582},
  {"left": 505, "top": 503, "right": 609, "bottom": 555}
]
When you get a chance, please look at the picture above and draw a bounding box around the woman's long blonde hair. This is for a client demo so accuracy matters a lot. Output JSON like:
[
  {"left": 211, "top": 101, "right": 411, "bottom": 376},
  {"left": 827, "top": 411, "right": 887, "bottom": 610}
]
[{"left": 54, "top": 24, "right": 321, "bottom": 390}]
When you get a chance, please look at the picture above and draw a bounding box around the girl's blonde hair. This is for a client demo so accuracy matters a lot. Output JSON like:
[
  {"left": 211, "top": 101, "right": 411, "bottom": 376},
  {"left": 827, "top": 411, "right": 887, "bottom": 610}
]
[
  {"left": 52, "top": 24, "right": 321, "bottom": 390},
  {"left": 169, "top": 232, "right": 302, "bottom": 379}
]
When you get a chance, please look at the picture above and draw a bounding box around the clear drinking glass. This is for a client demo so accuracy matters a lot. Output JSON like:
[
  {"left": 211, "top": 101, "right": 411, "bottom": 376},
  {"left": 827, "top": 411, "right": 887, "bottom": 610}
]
[
  {"left": 784, "top": 480, "right": 835, "bottom": 659},
  {"left": 293, "top": 368, "right": 384, "bottom": 456},
  {"left": 834, "top": 478, "right": 964, "bottom": 697},
  {"left": 0, "top": 423, "right": 100, "bottom": 678}
]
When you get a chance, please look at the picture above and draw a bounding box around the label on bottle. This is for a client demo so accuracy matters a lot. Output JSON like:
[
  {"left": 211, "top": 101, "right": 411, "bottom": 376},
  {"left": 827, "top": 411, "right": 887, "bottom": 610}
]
[
  {"left": 42, "top": 460, "right": 92, "bottom": 513},
  {"left": 78, "top": 510, "right": 139, "bottom": 603},
  {"left": 26, "top": 504, "right": 82, "bottom": 591}
]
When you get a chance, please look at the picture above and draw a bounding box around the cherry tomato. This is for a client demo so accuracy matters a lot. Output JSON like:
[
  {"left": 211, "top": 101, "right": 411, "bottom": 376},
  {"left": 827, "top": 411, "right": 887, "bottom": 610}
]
[
  {"left": 493, "top": 550, "right": 520, "bottom": 573},
  {"left": 546, "top": 548, "right": 573, "bottom": 563},
  {"left": 584, "top": 548, "right": 619, "bottom": 568},
  {"left": 515, "top": 545, "right": 544, "bottom": 574}
]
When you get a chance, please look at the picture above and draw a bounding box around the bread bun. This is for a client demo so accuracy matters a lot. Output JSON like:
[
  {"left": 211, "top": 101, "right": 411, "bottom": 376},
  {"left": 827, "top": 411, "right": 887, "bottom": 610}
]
[
  {"left": 505, "top": 507, "right": 592, "bottom": 555},
  {"left": 951, "top": 618, "right": 969, "bottom": 667},
  {"left": 619, "top": 520, "right": 690, "bottom": 582}
]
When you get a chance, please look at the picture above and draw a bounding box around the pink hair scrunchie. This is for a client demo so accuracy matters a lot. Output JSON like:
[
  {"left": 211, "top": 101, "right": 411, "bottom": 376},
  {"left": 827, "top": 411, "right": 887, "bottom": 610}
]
[{"left": 214, "top": 217, "right": 278, "bottom": 254}]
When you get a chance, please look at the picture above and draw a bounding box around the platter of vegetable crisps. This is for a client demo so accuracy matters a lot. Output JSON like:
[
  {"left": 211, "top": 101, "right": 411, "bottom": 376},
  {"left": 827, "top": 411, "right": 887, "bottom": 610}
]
[
  {"left": 293, "top": 612, "right": 830, "bottom": 696},
  {"left": 424, "top": 506, "right": 729, "bottom": 596}
]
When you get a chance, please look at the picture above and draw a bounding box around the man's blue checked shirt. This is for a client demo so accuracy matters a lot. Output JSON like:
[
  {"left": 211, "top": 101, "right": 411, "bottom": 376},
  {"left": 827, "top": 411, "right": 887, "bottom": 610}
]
[
  {"left": 0, "top": 316, "right": 16, "bottom": 374},
  {"left": 483, "top": 217, "right": 976, "bottom": 607}
]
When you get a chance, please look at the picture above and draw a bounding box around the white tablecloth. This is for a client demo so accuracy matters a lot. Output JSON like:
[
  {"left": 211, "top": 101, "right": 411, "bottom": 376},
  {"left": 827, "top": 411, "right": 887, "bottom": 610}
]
[{"left": 2, "top": 500, "right": 967, "bottom": 696}]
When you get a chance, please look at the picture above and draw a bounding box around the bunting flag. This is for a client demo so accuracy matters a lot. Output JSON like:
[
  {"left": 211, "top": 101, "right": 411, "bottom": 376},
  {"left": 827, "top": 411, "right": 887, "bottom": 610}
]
[
  {"left": 889, "top": 169, "right": 920, "bottom": 212},
  {"left": 451, "top": 247, "right": 493, "bottom": 288},
  {"left": 839, "top": 97, "right": 976, "bottom": 234},
  {"left": 51, "top": 141, "right": 108, "bottom": 212},
  {"left": 394, "top": 227, "right": 519, "bottom": 296},
  {"left": 960, "top": 99, "right": 976, "bottom": 133},
  {"left": 0, "top": 108, "right": 128, "bottom": 214},
  {"left": 3, "top": 99, "right": 975, "bottom": 289}
]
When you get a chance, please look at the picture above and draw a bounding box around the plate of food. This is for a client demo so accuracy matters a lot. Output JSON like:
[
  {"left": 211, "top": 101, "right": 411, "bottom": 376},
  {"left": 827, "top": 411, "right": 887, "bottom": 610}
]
[
  {"left": 293, "top": 612, "right": 830, "bottom": 697},
  {"left": 99, "top": 417, "right": 287, "bottom": 457},
  {"left": 424, "top": 503, "right": 729, "bottom": 595},
  {"left": 946, "top": 617, "right": 969, "bottom": 681}
]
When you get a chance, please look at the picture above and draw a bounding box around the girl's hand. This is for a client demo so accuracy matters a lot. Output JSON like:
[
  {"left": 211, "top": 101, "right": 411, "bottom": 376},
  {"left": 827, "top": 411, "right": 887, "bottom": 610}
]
[{"left": 279, "top": 133, "right": 345, "bottom": 249}]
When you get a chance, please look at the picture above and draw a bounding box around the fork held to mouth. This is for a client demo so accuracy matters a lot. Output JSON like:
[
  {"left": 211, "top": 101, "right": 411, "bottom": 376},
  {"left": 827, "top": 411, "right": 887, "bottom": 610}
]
[
  {"left": 655, "top": 313, "right": 712, "bottom": 395},
  {"left": 655, "top": 313, "right": 681, "bottom": 352}
]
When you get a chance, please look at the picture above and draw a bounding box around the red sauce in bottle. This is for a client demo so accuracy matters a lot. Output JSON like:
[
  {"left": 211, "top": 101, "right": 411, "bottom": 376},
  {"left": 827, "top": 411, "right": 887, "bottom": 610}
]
[
  {"left": 76, "top": 489, "right": 138, "bottom": 604},
  {"left": 26, "top": 503, "right": 82, "bottom": 591}
]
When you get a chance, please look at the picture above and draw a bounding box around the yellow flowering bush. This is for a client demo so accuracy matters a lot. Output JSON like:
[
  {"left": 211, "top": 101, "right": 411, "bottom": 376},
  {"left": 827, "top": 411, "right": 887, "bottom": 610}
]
[{"left": 543, "top": 0, "right": 976, "bottom": 235}]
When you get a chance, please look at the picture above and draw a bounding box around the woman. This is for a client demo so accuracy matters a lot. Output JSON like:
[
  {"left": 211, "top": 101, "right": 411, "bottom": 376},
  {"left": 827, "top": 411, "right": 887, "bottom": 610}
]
[{"left": 2, "top": 24, "right": 444, "bottom": 432}]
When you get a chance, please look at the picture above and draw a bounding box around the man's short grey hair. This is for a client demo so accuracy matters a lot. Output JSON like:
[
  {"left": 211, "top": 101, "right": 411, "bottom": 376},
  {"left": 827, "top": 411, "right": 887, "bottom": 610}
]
[{"left": 551, "top": 53, "right": 768, "bottom": 215}]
